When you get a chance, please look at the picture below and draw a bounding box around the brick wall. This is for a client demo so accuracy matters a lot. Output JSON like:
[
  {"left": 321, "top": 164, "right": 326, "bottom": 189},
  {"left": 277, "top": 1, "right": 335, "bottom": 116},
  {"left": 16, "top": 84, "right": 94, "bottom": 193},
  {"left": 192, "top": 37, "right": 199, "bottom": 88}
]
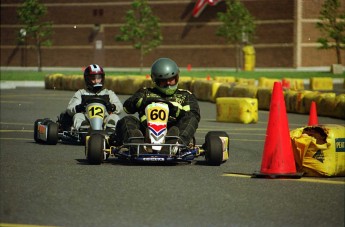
[{"left": 0, "top": 0, "right": 343, "bottom": 68}]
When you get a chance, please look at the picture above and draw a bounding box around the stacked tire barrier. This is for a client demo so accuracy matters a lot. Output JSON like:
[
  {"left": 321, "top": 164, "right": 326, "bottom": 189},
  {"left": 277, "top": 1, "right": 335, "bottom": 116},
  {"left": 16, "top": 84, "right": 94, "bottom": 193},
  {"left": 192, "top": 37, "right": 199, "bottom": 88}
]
[
  {"left": 216, "top": 97, "right": 258, "bottom": 124},
  {"left": 44, "top": 74, "right": 345, "bottom": 120}
]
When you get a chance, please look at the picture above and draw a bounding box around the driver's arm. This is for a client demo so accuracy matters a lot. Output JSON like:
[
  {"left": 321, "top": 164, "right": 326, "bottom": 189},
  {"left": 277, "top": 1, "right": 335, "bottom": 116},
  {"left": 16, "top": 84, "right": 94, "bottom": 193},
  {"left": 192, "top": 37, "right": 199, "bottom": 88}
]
[
  {"left": 108, "top": 90, "right": 123, "bottom": 114},
  {"left": 170, "top": 91, "right": 200, "bottom": 122},
  {"left": 67, "top": 90, "right": 83, "bottom": 116},
  {"left": 123, "top": 88, "right": 146, "bottom": 114},
  {"left": 187, "top": 93, "right": 201, "bottom": 122}
]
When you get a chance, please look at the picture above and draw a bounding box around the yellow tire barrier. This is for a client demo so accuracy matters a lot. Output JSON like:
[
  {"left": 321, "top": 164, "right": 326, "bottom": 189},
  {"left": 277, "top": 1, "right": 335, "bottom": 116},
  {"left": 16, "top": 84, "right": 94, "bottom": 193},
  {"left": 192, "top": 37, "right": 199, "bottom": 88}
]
[
  {"left": 61, "top": 75, "right": 71, "bottom": 90},
  {"left": 44, "top": 74, "right": 54, "bottom": 89},
  {"left": 282, "top": 78, "right": 305, "bottom": 90},
  {"left": 107, "top": 76, "right": 138, "bottom": 94},
  {"left": 121, "top": 76, "right": 146, "bottom": 95},
  {"left": 256, "top": 88, "right": 272, "bottom": 110},
  {"left": 45, "top": 74, "right": 64, "bottom": 90},
  {"left": 288, "top": 90, "right": 319, "bottom": 114},
  {"left": 213, "top": 76, "right": 236, "bottom": 83},
  {"left": 211, "top": 82, "right": 222, "bottom": 102},
  {"left": 214, "top": 83, "right": 232, "bottom": 99},
  {"left": 236, "top": 78, "right": 256, "bottom": 86},
  {"left": 179, "top": 76, "right": 193, "bottom": 91},
  {"left": 106, "top": 76, "right": 125, "bottom": 93},
  {"left": 302, "top": 92, "right": 333, "bottom": 115},
  {"left": 258, "top": 77, "right": 280, "bottom": 88},
  {"left": 228, "top": 85, "right": 258, "bottom": 98},
  {"left": 62, "top": 75, "right": 76, "bottom": 91},
  {"left": 314, "top": 93, "right": 336, "bottom": 116},
  {"left": 284, "top": 90, "right": 299, "bottom": 113},
  {"left": 216, "top": 97, "right": 258, "bottom": 124},
  {"left": 190, "top": 80, "right": 213, "bottom": 102},
  {"left": 43, "top": 74, "right": 344, "bottom": 120},
  {"left": 310, "top": 77, "right": 333, "bottom": 91},
  {"left": 332, "top": 94, "right": 345, "bottom": 119},
  {"left": 71, "top": 75, "right": 84, "bottom": 90},
  {"left": 142, "top": 77, "right": 154, "bottom": 88},
  {"left": 284, "top": 90, "right": 319, "bottom": 113}
]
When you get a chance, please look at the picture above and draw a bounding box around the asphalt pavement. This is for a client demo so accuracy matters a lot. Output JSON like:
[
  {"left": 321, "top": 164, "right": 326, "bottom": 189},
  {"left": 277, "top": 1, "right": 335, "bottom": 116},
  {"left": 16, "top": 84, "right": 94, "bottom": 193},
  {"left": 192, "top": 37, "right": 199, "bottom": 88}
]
[{"left": 0, "top": 87, "right": 344, "bottom": 227}]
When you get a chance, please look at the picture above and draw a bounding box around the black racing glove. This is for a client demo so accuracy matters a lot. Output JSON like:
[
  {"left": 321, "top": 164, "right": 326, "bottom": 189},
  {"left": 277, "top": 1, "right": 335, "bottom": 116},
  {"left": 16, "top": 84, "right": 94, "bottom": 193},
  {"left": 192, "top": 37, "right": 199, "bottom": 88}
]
[
  {"left": 170, "top": 105, "right": 179, "bottom": 117},
  {"left": 169, "top": 101, "right": 183, "bottom": 118},
  {"left": 134, "top": 94, "right": 146, "bottom": 111},
  {"left": 106, "top": 103, "right": 116, "bottom": 113},
  {"left": 75, "top": 103, "right": 86, "bottom": 113}
]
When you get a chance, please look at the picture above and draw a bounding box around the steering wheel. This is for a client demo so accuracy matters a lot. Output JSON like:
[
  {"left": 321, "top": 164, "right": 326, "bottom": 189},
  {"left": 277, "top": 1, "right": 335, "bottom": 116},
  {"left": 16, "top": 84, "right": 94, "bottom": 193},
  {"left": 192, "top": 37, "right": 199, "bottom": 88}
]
[
  {"left": 143, "top": 97, "right": 175, "bottom": 110},
  {"left": 83, "top": 96, "right": 108, "bottom": 106}
]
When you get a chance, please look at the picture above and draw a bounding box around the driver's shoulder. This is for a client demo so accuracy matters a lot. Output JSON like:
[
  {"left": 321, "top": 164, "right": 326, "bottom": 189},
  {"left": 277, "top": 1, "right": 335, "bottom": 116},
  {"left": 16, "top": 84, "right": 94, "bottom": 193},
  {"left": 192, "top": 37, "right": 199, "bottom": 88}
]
[
  {"left": 99, "top": 88, "right": 114, "bottom": 95},
  {"left": 176, "top": 88, "right": 193, "bottom": 95},
  {"left": 77, "top": 89, "right": 88, "bottom": 95}
]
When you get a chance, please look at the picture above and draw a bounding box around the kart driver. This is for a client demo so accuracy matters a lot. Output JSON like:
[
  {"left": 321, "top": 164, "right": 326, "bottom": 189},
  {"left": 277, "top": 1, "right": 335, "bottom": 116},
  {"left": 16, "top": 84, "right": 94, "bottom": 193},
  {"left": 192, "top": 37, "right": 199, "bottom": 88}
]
[
  {"left": 67, "top": 64, "right": 123, "bottom": 132},
  {"left": 115, "top": 57, "right": 200, "bottom": 148}
]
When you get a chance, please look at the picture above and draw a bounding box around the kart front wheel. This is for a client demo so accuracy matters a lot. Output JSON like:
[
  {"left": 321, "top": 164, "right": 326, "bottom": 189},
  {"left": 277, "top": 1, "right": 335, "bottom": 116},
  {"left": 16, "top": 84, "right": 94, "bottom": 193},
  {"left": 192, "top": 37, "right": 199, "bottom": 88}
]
[
  {"left": 87, "top": 133, "right": 105, "bottom": 165},
  {"left": 47, "top": 122, "right": 58, "bottom": 145},
  {"left": 204, "top": 131, "right": 229, "bottom": 166}
]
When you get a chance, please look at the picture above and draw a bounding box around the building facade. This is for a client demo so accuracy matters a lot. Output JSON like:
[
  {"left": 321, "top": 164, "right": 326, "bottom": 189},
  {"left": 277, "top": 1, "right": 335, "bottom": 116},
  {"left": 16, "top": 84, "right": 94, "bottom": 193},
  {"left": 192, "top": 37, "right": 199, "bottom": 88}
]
[{"left": 0, "top": 0, "right": 344, "bottom": 69}]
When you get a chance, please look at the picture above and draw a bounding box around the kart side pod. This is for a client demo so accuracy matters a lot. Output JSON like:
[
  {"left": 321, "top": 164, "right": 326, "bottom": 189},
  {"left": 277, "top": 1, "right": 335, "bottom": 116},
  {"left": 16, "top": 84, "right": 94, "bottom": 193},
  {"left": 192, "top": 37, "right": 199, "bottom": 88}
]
[
  {"left": 203, "top": 131, "right": 230, "bottom": 166},
  {"left": 34, "top": 118, "right": 59, "bottom": 145}
]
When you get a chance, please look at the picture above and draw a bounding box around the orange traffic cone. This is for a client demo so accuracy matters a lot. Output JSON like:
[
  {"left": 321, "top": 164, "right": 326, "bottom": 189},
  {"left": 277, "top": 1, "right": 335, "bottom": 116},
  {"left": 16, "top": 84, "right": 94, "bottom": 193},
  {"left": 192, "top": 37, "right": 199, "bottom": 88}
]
[
  {"left": 282, "top": 79, "right": 290, "bottom": 89},
  {"left": 187, "top": 64, "right": 192, "bottom": 72},
  {"left": 253, "top": 82, "right": 303, "bottom": 178},
  {"left": 206, "top": 75, "right": 211, "bottom": 81},
  {"left": 308, "top": 101, "right": 318, "bottom": 126}
]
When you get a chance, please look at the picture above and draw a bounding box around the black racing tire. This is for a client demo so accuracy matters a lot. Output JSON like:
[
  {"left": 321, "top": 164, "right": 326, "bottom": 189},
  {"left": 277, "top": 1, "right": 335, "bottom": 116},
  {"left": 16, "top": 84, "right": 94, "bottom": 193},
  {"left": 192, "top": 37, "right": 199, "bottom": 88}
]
[
  {"left": 34, "top": 119, "right": 43, "bottom": 143},
  {"left": 87, "top": 133, "right": 104, "bottom": 165},
  {"left": 80, "top": 134, "right": 87, "bottom": 145},
  {"left": 204, "top": 131, "right": 229, "bottom": 166},
  {"left": 46, "top": 122, "right": 59, "bottom": 145}
]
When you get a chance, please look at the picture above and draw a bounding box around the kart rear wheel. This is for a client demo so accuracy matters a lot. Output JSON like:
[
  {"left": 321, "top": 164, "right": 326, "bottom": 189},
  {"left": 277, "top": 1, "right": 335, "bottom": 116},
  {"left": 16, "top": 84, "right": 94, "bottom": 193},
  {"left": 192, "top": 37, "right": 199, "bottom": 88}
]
[
  {"left": 47, "top": 122, "right": 58, "bottom": 145},
  {"left": 87, "top": 133, "right": 105, "bottom": 165},
  {"left": 34, "top": 119, "right": 43, "bottom": 143},
  {"left": 204, "top": 131, "right": 229, "bottom": 166}
]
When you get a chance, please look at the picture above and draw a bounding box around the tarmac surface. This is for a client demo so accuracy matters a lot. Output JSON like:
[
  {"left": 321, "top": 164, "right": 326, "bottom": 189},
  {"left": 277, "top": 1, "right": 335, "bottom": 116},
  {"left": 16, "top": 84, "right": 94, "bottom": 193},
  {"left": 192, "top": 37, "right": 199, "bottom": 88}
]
[{"left": 0, "top": 87, "right": 344, "bottom": 227}]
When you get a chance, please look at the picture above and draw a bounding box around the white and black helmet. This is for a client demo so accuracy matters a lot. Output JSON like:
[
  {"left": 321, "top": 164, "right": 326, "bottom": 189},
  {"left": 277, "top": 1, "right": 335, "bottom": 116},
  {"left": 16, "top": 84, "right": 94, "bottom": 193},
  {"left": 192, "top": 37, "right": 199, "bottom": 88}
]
[
  {"left": 150, "top": 58, "right": 180, "bottom": 95},
  {"left": 84, "top": 64, "right": 105, "bottom": 92}
]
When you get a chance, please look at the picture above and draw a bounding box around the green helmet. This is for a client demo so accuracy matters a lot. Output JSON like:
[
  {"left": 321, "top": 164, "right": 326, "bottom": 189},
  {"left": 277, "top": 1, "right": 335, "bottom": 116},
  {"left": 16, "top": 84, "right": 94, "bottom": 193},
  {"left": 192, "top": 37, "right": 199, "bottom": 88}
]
[{"left": 151, "top": 58, "right": 180, "bottom": 95}]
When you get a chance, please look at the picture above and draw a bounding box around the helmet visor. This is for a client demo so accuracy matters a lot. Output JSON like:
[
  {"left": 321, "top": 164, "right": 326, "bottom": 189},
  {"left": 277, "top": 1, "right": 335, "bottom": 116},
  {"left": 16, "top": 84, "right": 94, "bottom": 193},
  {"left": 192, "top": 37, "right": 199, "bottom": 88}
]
[
  {"left": 91, "top": 74, "right": 103, "bottom": 80},
  {"left": 156, "top": 75, "right": 179, "bottom": 88}
]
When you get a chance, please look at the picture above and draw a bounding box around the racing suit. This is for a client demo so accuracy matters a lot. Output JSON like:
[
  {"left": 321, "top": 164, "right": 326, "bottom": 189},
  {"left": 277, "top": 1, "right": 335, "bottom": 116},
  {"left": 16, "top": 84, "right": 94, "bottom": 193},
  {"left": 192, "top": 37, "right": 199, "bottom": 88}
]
[
  {"left": 116, "top": 87, "right": 200, "bottom": 145},
  {"left": 67, "top": 88, "right": 123, "bottom": 131}
]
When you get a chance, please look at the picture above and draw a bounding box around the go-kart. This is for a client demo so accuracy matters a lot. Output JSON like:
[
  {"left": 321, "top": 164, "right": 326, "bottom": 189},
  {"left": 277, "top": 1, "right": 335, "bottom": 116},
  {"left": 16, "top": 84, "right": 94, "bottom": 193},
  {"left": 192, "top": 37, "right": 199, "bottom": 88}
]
[
  {"left": 85, "top": 99, "right": 230, "bottom": 166},
  {"left": 34, "top": 95, "right": 113, "bottom": 145}
]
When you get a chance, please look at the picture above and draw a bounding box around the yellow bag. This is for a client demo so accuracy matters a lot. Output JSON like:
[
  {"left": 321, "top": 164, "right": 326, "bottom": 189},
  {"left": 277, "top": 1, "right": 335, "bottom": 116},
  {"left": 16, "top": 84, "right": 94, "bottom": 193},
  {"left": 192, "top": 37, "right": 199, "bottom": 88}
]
[{"left": 290, "top": 124, "right": 345, "bottom": 177}]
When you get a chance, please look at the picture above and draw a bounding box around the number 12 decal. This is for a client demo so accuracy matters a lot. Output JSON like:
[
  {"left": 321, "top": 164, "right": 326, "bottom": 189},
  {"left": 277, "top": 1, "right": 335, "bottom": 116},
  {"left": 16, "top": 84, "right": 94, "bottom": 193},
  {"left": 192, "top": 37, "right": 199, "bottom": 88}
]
[{"left": 88, "top": 106, "right": 104, "bottom": 118}]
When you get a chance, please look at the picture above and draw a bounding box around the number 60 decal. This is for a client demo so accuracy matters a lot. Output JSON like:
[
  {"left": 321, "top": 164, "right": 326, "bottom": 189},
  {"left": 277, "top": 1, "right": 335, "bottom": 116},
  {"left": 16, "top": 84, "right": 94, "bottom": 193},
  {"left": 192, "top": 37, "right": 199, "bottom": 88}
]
[
  {"left": 146, "top": 103, "right": 169, "bottom": 124},
  {"left": 150, "top": 109, "right": 167, "bottom": 121}
]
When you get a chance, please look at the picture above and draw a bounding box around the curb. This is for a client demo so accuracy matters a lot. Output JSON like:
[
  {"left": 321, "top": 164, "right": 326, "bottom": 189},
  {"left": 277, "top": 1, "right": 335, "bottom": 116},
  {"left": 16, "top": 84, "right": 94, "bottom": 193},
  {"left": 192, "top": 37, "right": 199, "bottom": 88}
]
[{"left": 0, "top": 81, "right": 45, "bottom": 89}]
